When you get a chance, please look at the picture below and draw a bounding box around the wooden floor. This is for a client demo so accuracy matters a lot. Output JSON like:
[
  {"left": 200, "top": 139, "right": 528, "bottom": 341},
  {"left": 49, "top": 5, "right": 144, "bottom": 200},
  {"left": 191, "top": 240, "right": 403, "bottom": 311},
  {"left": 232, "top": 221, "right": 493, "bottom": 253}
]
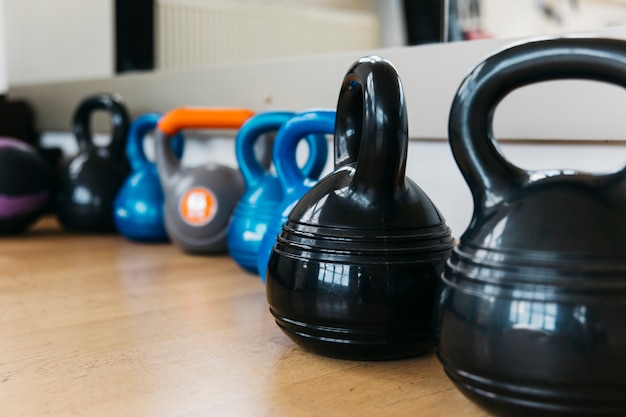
[{"left": 0, "top": 216, "right": 488, "bottom": 417}]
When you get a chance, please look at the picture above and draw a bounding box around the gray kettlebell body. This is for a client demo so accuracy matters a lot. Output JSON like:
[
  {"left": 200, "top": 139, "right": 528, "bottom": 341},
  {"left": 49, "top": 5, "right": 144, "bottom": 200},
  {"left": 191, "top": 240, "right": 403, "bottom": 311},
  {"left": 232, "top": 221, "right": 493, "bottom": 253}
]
[{"left": 154, "top": 108, "right": 254, "bottom": 254}]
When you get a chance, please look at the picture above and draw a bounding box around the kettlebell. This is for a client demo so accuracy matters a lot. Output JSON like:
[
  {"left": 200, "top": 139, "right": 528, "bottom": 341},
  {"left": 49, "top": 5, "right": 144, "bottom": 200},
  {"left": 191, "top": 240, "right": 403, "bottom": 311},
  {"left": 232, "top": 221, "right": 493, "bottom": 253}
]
[
  {"left": 265, "top": 56, "right": 455, "bottom": 360},
  {"left": 227, "top": 110, "right": 329, "bottom": 274},
  {"left": 0, "top": 137, "right": 51, "bottom": 234},
  {"left": 114, "top": 113, "right": 184, "bottom": 242},
  {"left": 155, "top": 107, "right": 254, "bottom": 254},
  {"left": 57, "top": 93, "right": 131, "bottom": 232},
  {"left": 435, "top": 37, "right": 626, "bottom": 417},
  {"left": 257, "top": 109, "right": 333, "bottom": 281}
]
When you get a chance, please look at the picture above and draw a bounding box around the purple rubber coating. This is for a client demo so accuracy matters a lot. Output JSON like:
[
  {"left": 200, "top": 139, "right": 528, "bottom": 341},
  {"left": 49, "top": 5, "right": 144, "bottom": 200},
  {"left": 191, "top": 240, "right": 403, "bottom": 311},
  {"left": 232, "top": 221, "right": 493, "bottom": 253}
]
[{"left": 0, "top": 191, "right": 49, "bottom": 218}]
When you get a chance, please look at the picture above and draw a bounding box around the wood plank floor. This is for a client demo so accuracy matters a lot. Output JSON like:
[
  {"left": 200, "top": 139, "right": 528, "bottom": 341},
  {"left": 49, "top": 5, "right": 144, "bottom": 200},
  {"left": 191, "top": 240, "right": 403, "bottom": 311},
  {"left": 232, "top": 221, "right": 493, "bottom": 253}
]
[{"left": 0, "top": 216, "right": 488, "bottom": 417}]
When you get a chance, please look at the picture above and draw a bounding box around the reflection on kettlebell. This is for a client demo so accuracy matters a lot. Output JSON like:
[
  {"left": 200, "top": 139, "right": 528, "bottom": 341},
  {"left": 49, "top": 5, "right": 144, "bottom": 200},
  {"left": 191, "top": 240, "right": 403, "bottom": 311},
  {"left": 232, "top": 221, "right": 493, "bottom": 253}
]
[
  {"left": 114, "top": 113, "right": 184, "bottom": 242},
  {"left": 435, "top": 37, "right": 626, "bottom": 417},
  {"left": 155, "top": 107, "right": 254, "bottom": 254},
  {"left": 227, "top": 110, "right": 329, "bottom": 274},
  {"left": 0, "top": 137, "right": 51, "bottom": 234},
  {"left": 265, "top": 56, "right": 455, "bottom": 360},
  {"left": 56, "top": 93, "right": 131, "bottom": 232},
  {"left": 256, "top": 109, "right": 333, "bottom": 282}
]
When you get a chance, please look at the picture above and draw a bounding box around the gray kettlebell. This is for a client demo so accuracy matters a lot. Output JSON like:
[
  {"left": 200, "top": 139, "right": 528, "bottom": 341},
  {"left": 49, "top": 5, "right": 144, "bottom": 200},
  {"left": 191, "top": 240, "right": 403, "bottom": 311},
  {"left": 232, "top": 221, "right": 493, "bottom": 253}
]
[{"left": 154, "top": 107, "right": 254, "bottom": 254}]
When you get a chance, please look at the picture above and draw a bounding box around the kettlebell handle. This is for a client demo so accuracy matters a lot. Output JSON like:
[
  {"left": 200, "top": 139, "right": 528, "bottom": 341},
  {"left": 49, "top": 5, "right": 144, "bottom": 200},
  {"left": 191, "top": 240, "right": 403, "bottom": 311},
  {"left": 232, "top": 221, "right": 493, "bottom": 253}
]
[
  {"left": 237, "top": 111, "right": 329, "bottom": 187},
  {"left": 449, "top": 37, "right": 626, "bottom": 208},
  {"left": 236, "top": 111, "right": 293, "bottom": 187},
  {"left": 127, "top": 113, "right": 184, "bottom": 172},
  {"left": 334, "top": 56, "right": 408, "bottom": 193},
  {"left": 72, "top": 94, "right": 131, "bottom": 159},
  {"left": 155, "top": 108, "right": 254, "bottom": 181},
  {"left": 274, "top": 110, "right": 333, "bottom": 192}
]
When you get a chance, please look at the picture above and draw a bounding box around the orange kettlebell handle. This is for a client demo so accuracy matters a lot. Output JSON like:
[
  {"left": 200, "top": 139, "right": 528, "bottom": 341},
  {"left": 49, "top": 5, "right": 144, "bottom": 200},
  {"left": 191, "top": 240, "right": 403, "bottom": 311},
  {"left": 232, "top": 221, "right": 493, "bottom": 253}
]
[{"left": 157, "top": 108, "right": 255, "bottom": 136}]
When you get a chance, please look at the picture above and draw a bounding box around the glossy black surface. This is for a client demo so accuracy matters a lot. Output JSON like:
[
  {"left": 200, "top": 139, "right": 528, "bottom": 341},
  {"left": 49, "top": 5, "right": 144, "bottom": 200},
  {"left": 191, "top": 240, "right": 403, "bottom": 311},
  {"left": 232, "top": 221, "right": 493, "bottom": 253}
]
[
  {"left": 266, "top": 56, "right": 454, "bottom": 360},
  {"left": 436, "top": 37, "right": 626, "bottom": 416},
  {"left": 56, "top": 94, "right": 131, "bottom": 232}
]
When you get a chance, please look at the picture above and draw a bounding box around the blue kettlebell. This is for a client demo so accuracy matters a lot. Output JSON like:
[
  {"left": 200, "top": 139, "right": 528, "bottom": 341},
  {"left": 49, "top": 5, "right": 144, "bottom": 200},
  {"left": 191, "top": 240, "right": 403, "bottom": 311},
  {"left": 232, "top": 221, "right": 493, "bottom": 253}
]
[
  {"left": 227, "top": 110, "right": 328, "bottom": 273},
  {"left": 114, "top": 113, "right": 184, "bottom": 242},
  {"left": 257, "top": 109, "right": 334, "bottom": 281}
]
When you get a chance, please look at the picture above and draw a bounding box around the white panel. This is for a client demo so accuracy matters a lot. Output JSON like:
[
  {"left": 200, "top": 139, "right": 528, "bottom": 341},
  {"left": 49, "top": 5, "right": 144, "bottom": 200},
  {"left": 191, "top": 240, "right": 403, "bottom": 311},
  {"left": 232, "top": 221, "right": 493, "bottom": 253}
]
[{"left": 4, "top": 0, "right": 114, "bottom": 85}]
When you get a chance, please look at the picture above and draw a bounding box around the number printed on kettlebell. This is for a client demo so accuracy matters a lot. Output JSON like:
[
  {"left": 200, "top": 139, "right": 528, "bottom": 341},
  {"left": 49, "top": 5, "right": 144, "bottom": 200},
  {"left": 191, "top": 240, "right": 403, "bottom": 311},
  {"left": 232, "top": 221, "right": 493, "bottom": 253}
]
[{"left": 178, "top": 187, "right": 218, "bottom": 226}]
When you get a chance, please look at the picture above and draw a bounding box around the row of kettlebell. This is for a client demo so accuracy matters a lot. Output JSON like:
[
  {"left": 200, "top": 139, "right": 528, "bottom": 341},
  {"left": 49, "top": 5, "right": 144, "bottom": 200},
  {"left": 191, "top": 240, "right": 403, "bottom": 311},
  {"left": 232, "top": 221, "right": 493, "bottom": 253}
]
[
  {"left": 2, "top": 35, "right": 624, "bottom": 417},
  {"left": 57, "top": 36, "right": 626, "bottom": 417},
  {"left": 81, "top": 103, "right": 337, "bottom": 280},
  {"left": 0, "top": 93, "right": 338, "bottom": 280}
]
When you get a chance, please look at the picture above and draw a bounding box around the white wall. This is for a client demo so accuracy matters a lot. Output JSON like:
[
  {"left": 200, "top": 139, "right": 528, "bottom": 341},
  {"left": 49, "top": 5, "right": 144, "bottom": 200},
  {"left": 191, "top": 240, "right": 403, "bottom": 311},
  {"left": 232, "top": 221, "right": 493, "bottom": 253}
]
[
  {"left": 4, "top": 0, "right": 114, "bottom": 86},
  {"left": 2, "top": 0, "right": 379, "bottom": 86}
]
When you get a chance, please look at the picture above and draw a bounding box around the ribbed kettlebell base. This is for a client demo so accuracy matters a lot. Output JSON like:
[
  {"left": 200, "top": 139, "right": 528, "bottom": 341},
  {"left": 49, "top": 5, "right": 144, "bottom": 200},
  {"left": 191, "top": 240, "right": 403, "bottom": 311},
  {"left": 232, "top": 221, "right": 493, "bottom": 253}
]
[
  {"left": 441, "top": 357, "right": 626, "bottom": 417},
  {"left": 266, "top": 221, "right": 454, "bottom": 361},
  {"left": 270, "top": 308, "right": 433, "bottom": 360},
  {"left": 436, "top": 244, "right": 626, "bottom": 417}
]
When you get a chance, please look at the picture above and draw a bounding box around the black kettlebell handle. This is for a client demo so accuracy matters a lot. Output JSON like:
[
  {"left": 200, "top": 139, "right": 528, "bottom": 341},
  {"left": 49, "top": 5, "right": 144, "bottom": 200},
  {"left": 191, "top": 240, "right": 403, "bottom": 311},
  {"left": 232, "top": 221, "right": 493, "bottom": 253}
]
[
  {"left": 334, "top": 56, "right": 408, "bottom": 193},
  {"left": 449, "top": 37, "right": 626, "bottom": 209},
  {"left": 72, "top": 94, "right": 131, "bottom": 159}
]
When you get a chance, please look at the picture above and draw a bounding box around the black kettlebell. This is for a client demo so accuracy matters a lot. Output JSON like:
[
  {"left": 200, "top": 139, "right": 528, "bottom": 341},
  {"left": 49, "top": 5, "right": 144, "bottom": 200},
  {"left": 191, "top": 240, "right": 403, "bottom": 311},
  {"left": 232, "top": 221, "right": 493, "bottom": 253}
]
[
  {"left": 265, "top": 56, "right": 455, "bottom": 361},
  {"left": 435, "top": 37, "right": 626, "bottom": 417},
  {"left": 57, "top": 94, "right": 131, "bottom": 232}
]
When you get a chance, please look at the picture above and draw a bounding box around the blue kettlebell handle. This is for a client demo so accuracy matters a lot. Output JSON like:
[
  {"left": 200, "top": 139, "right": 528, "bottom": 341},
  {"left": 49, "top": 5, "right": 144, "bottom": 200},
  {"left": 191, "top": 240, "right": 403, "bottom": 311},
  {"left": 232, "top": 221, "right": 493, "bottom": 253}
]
[
  {"left": 274, "top": 110, "right": 334, "bottom": 193},
  {"left": 127, "top": 113, "right": 184, "bottom": 172},
  {"left": 236, "top": 111, "right": 295, "bottom": 187},
  {"left": 237, "top": 111, "right": 328, "bottom": 187}
]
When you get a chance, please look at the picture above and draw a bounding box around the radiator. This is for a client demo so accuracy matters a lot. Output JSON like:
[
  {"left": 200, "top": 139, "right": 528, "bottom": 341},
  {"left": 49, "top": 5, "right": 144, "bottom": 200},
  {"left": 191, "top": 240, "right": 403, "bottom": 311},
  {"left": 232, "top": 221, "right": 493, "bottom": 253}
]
[{"left": 156, "top": 0, "right": 380, "bottom": 70}]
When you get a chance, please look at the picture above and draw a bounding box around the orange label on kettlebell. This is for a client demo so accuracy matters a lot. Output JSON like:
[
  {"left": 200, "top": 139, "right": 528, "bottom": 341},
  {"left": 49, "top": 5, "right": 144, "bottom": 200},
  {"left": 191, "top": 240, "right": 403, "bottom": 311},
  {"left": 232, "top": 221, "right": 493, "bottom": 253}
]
[{"left": 179, "top": 187, "right": 218, "bottom": 226}]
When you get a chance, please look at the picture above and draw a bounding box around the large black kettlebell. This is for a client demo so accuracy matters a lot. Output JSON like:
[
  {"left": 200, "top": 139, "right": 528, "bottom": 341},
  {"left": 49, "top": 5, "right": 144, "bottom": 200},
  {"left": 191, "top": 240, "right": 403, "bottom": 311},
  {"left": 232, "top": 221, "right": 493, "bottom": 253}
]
[
  {"left": 435, "top": 37, "right": 626, "bottom": 417},
  {"left": 265, "top": 56, "right": 455, "bottom": 361},
  {"left": 57, "top": 94, "right": 131, "bottom": 232}
]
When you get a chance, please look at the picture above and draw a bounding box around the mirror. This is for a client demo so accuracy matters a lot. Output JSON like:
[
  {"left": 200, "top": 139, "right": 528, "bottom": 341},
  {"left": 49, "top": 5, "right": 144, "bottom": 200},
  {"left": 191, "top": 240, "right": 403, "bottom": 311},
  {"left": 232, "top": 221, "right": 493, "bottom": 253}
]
[{"left": 446, "top": 0, "right": 626, "bottom": 42}]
